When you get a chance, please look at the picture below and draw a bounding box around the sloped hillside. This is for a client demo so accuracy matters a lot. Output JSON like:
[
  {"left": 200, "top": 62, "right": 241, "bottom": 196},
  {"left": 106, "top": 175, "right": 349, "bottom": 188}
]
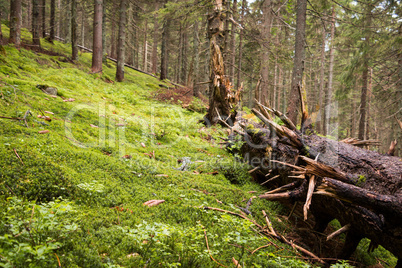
[{"left": 0, "top": 26, "right": 392, "bottom": 268}]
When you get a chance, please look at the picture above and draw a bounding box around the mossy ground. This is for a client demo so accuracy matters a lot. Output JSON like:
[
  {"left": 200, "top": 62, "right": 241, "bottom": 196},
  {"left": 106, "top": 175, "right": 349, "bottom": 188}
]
[{"left": 0, "top": 25, "right": 393, "bottom": 268}]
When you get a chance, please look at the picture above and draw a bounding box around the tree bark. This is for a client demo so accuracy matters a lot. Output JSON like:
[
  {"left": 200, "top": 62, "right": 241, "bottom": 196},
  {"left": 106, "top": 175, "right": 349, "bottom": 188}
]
[
  {"left": 0, "top": 10, "right": 2, "bottom": 45},
  {"left": 10, "top": 0, "right": 22, "bottom": 48},
  {"left": 102, "top": 2, "right": 106, "bottom": 64},
  {"left": 160, "top": 10, "right": 169, "bottom": 81},
  {"left": 49, "top": 0, "right": 55, "bottom": 41},
  {"left": 236, "top": 0, "right": 246, "bottom": 91},
  {"left": 193, "top": 19, "right": 200, "bottom": 97},
  {"left": 41, "top": 0, "right": 46, "bottom": 38},
  {"left": 286, "top": 0, "right": 307, "bottom": 125},
  {"left": 205, "top": 0, "right": 240, "bottom": 126},
  {"left": 71, "top": 0, "right": 78, "bottom": 61},
  {"left": 143, "top": 19, "right": 148, "bottom": 72},
  {"left": 230, "top": 0, "right": 237, "bottom": 84},
  {"left": 260, "top": 0, "right": 272, "bottom": 106},
  {"left": 91, "top": 0, "right": 103, "bottom": 73},
  {"left": 151, "top": 3, "right": 159, "bottom": 74},
  {"left": 32, "top": 0, "right": 41, "bottom": 48},
  {"left": 110, "top": 1, "right": 117, "bottom": 59},
  {"left": 324, "top": 7, "right": 335, "bottom": 136},
  {"left": 115, "top": 0, "right": 127, "bottom": 82}
]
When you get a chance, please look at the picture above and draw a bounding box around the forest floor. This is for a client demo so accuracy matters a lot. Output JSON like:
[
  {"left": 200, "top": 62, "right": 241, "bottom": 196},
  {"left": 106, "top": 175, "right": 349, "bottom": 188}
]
[{"left": 0, "top": 25, "right": 396, "bottom": 268}]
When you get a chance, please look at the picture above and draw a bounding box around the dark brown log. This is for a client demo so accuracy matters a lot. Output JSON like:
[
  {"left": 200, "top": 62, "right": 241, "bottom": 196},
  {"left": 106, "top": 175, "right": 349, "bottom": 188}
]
[{"left": 237, "top": 105, "right": 402, "bottom": 264}]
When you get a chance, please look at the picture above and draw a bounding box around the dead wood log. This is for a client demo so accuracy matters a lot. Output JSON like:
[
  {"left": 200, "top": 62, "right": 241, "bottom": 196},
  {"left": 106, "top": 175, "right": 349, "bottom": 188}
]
[{"left": 236, "top": 105, "right": 402, "bottom": 264}]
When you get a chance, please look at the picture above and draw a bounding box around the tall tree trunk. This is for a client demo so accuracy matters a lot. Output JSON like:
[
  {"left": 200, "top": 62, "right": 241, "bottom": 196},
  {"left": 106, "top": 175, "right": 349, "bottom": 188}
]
[
  {"left": 324, "top": 7, "right": 335, "bottom": 136},
  {"left": 365, "top": 67, "right": 372, "bottom": 141},
  {"left": 230, "top": 0, "right": 237, "bottom": 84},
  {"left": 236, "top": 0, "right": 245, "bottom": 90},
  {"left": 181, "top": 24, "right": 188, "bottom": 85},
  {"left": 359, "top": 62, "right": 369, "bottom": 140},
  {"left": 91, "top": 0, "right": 103, "bottom": 73},
  {"left": 49, "top": 0, "right": 55, "bottom": 41},
  {"left": 286, "top": 0, "right": 307, "bottom": 125},
  {"left": 151, "top": 3, "right": 159, "bottom": 74},
  {"left": 277, "top": 66, "right": 282, "bottom": 111},
  {"left": 317, "top": 24, "right": 325, "bottom": 134},
  {"left": 71, "top": 0, "right": 78, "bottom": 61},
  {"left": 143, "top": 19, "right": 148, "bottom": 72},
  {"left": 0, "top": 10, "right": 2, "bottom": 45},
  {"left": 115, "top": 0, "right": 127, "bottom": 82},
  {"left": 9, "top": 0, "right": 22, "bottom": 48},
  {"left": 41, "top": 0, "right": 46, "bottom": 37},
  {"left": 193, "top": 19, "right": 200, "bottom": 97},
  {"left": 81, "top": 5, "right": 85, "bottom": 47},
  {"left": 57, "top": 0, "right": 61, "bottom": 37},
  {"left": 350, "top": 93, "right": 356, "bottom": 138},
  {"left": 223, "top": 0, "right": 230, "bottom": 73},
  {"left": 273, "top": 56, "right": 278, "bottom": 110},
  {"left": 133, "top": 9, "right": 139, "bottom": 68},
  {"left": 110, "top": 1, "right": 117, "bottom": 59},
  {"left": 27, "top": 0, "right": 32, "bottom": 30},
  {"left": 32, "top": 0, "right": 41, "bottom": 47},
  {"left": 102, "top": 2, "right": 106, "bottom": 63},
  {"left": 160, "top": 10, "right": 169, "bottom": 80},
  {"left": 260, "top": 0, "right": 272, "bottom": 106},
  {"left": 64, "top": 0, "right": 71, "bottom": 42}
]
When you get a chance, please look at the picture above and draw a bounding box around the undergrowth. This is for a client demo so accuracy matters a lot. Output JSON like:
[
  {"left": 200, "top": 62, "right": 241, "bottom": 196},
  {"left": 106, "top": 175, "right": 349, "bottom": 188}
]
[{"left": 0, "top": 25, "right": 393, "bottom": 268}]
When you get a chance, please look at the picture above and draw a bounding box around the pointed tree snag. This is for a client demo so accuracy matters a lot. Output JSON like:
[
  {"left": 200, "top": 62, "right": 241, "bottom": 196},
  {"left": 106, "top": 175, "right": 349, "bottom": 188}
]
[
  {"left": 237, "top": 103, "right": 402, "bottom": 264},
  {"left": 205, "top": 0, "right": 241, "bottom": 126}
]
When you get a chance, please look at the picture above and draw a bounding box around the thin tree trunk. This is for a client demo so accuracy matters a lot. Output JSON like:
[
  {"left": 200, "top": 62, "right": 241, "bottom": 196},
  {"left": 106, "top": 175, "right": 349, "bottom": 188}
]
[
  {"left": 230, "top": 0, "right": 237, "bottom": 84},
  {"left": 317, "top": 24, "right": 326, "bottom": 134},
  {"left": 193, "top": 19, "right": 200, "bottom": 97},
  {"left": 260, "top": 0, "right": 272, "bottom": 106},
  {"left": 9, "top": 0, "right": 22, "bottom": 48},
  {"left": 224, "top": 0, "right": 230, "bottom": 73},
  {"left": 49, "top": 0, "right": 55, "bottom": 41},
  {"left": 365, "top": 67, "right": 372, "bottom": 141},
  {"left": 277, "top": 66, "right": 282, "bottom": 111},
  {"left": 0, "top": 10, "right": 2, "bottom": 45},
  {"left": 41, "top": 0, "right": 46, "bottom": 37},
  {"left": 181, "top": 24, "right": 188, "bottom": 85},
  {"left": 115, "top": 0, "right": 127, "bottom": 82},
  {"left": 160, "top": 10, "right": 169, "bottom": 80},
  {"left": 27, "top": 0, "right": 32, "bottom": 30},
  {"left": 57, "top": 0, "right": 60, "bottom": 37},
  {"left": 64, "top": 0, "right": 71, "bottom": 42},
  {"left": 81, "top": 5, "right": 85, "bottom": 47},
  {"left": 143, "top": 19, "right": 148, "bottom": 72},
  {"left": 102, "top": 2, "right": 106, "bottom": 63},
  {"left": 359, "top": 62, "right": 369, "bottom": 140},
  {"left": 286, "top": 0, "right": 307, "bottom": 125},
  {"left": 236, "top": 0, "right": 245, "bottom": 90},
  {"left": 91, "top": 0, "right": 103, "bottom": 73},
  {"left": 151, "top": 3, "right": 159, "bottom": 74},
  {"left": 273, "top": 57, "right": 278, "bottom": 110},
  {"left": 32, "top": 0, "right": 41, "bottom": 47},
  {"left": 110, "top": 1, "right": 117, "bottom": 59},
  {"left": 71, "top": 0, "right": 78, "bottom": 61},
  {"left": 325, "top": 7, "right": 335, "bottom": 136}
]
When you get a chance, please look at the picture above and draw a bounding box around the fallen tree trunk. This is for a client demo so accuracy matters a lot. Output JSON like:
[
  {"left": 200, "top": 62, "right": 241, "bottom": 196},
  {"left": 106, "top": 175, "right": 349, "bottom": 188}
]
[{"left": 235, "top": 103, "right": 402, "bottom": 266}]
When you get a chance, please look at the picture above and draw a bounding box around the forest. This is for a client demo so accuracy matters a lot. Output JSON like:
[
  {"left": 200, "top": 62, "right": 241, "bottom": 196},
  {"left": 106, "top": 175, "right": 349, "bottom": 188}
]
[{"left": 0, "top": 0, "right": 401, "bottom": 267}]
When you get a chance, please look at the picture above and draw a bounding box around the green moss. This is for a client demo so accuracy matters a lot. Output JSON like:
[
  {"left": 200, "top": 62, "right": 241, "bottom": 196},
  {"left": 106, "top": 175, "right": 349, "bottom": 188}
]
[
  {"left": 0, "top": 23, "right": 395, "bottom": 268},
  {"left": 357, "top": 175, "right": 367, "bottom": 186}
]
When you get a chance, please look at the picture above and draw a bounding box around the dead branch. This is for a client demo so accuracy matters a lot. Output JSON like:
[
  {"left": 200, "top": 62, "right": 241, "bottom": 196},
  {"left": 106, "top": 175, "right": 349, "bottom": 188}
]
[{"left": 327, "top": 224, "right": 351, "bottom": 241}]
